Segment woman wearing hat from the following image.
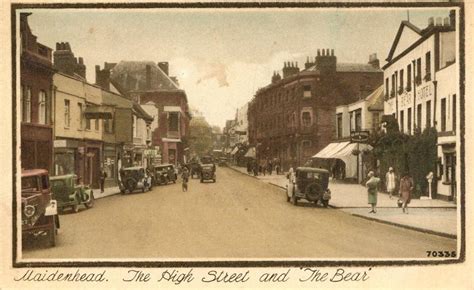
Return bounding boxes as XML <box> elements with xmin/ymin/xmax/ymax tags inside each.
<box><xmin>385</xmin><ymin>167</ymin><xmax>397</xmax><ymax>199</ymax></box>
<box><xmin>365</xmin><ymin>171</ymin><xmax>381</xmax><ymax>214</ymax></box>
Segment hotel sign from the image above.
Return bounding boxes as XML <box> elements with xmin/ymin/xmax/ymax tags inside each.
<box><xmin>416</xmin><ymin>82</ymin><xmax>434</xmax><ymax>102</ymax></box>
<box><xmin>350</xmin><ymin>131</ymin><xmax>369</xmax><ymax>143</ymax></box>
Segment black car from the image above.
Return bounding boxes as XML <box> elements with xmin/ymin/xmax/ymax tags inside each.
<box><xmin>286</xmin><ymin>167</ymin><xmax>331</xmax><ymax>207</ymax></box>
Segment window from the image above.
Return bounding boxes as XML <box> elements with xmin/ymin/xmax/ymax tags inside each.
<box><xmin>452</xmin><ymin>95</ymin><xmax>457</xmax><ymax>132</ymax></box>
<box><xmin>426</xmin><ymin>100</ymin><xmax>432</xmax><ymax>128</ymax></box>
<box><xmin>399</xmin><ymin>69</ymin><xmax>404</xmax><ymax>93</ymax></box>
<box><xmin>22</xmin><ymin>86</ymin><xmax>31</xmax><ymax>123</ymax></box>
<box><xmin>407</xmin><ymin>107</ymin><xmax>412</xmax><ymax>134</ymax></box>
<box><xmin>385</xmin><ymin>78</ymin><xmax>389</xmax><ymax>98</ymax></box>
<box><xmin>38</xmin><ymin>91</ymin><xmax>47</xmax><ymax>124</ymax></box>
<box><xmin>302</xmin><ymin>140</ymin><xmax>312</xmax><ymax>148</ymax></box>
<box><xmin>444</xmin><ymin>153</ymin><xmax>455</xmax><ymax>183</ymax></box>
<box><xmin>95</xmin><ymin>119</ymin><xmax>99</xmax><ymax>131</ymax></box>
<box><xmin>86</xmin><ymin>117</ymin><xmax>91</xmax><ymax>130</ymax></box>
<box><xmin>303</xmin><ymin>85</ymin><xmax>312</xmax><ymax>98</ymax></box>
<box><xmin>391</xmin><ymin>74</ymin><xmax>395</xmax><ymax>97</ymax></box>
<box><xmin>354</xmin><ymin>109</ymin><xmax>362</xmax><ymax>132</ymax></box>
<box><xmin>336</xmin><ymin>113</ymin><xmax>343</xmax><ymax>138</ymax></box>
<box><xmin>425</xmin><ymin>51</ymin><xmax>431</xmax><ymax>81</ymax></box>
<box><xmin>372</xmin><ymin>112</ymin><xmax>380</xmax><ymax>132</ymax></box>
<box><xmin>104</xmin><ymin>118</ymin><xmax>114</xmax><ymax>133</ymax></box>
<box><xmin>441</xmin><ymin>98</ymin><xmax>447</xmax><ymax>132</ymax></box>
<box><xmin>417</xmin><ymin>104</ymin><xmax>422</xmax><ymax>130</ymax></box>
<box><xmin>132</xmin><ymin>115</ymin><xmax>137</xmax><ymax>138</ymax></box>
<box><xmin>416</xmin><ymin>58</ymin><xmax>422</xmax><ymax>83</ymax></box>
<box><xmin>77</xmin><ymin>103</ymin><xmax>83</xmax><ymax>130</ymax></box>
<box><xmin>64</xmin><ymin>99</ymin><xmax>70</xmax><ymax>127</ymax></box>
<box><xmin>350</xmin><ymin>112</ymin><xmax>354</xmax><ymax>132</ymax></box>
<box><xmin>168</xmin><ymin>112</ymin><xmax>179</xmax><ymax>132</ymax></box>
<box><xmin>407</xmin><ymin>64</ymin><xmax>412</xmax><ymax>91</ymax></box>
<box><xmin>400</xmin><ymin>110</ymin><xmax>404</xmax><ymax>133</ymax></box>
<box><xmin>302</xmin><ymin>111</ymin><xmax>312</xmax><ymax>126</ymax></box>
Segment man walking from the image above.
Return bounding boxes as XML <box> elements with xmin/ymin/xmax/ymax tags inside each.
<box><xmin>385</xmin><ymin>167</ymin><xmax>397</xmax><ymax>199</ymax></box>
<box><xmin>99</xmin><ymin>167</ymin><xmax>107</xmax><ymax>193</ymax></box>
<box><xmin>182</xmin><ymin>166</ymin><xmax>190</xmax><ymax>192</ymax></box>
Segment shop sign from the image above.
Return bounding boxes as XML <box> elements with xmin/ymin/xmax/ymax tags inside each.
<box><xmin>53</xmin><ymin>140</ymin><xmax>67</xmax><ymax>148</ymax></box>
<box><xmin>350</xmin><ymin>131</ymin><xmax>369</xmax><ymax>143</ymax></box>
<box><xmin>144</xmin><ymin>149</ymin><xmax>158</xmax><ymax>157</ymax></box>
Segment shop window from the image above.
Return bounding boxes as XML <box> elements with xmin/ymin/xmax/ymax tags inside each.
<box><xmin>441</xmin><ymin>98</ymin><xmax>447</xmax><ymax>132</ymax></box>
<box><xmin>38</xmin><ymin>90</ymin><xmax>47</xmax><ymax>125</ymax></box>
<box><xmin>444</xmin><ymin>153</ymin><xmax>455</xmax><ymax>184</ymax></box>
<box><xmin>64</xmin><ymin>99</ymin><xmax>70</xmax><ymax>127</ymax></box>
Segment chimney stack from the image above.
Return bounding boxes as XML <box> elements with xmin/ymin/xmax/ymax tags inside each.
<box><xmin>368</xmin><ymin>53</ymin><xmax>380</xmax><ymax>69</ymax></box>
<box><xmin>315</xmin><ymin>48</ymin><xmax>337</xmax><ymax>74</ymax></box>
<box><xmin>95</xmin><ymin>64</ymin><xmax>111</xmax><ymax>91</ymax></box>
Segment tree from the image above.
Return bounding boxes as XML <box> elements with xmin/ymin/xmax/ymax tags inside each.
<box><xmin>189</xmin><ymin>116</ymin><xmax>214</xmax><ymax>157</ymax></box>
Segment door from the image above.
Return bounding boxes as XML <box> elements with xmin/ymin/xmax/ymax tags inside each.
<box><xmin>450</xmin><ymin>153</ymin><xmax>457</xmax><ymax>202</ymax></box>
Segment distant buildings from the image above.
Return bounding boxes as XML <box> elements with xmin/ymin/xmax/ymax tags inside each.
<box><xmin>107</xmin><ymin>61</ymin><xmax>192</xmax><ymax>166</ymax></box>
<box><xmin>248</xmin><ymin>50</ymin><xmax>383</xmax><ymax>170</ymax></box>
<box><xmin>383</xmin><ymin>11</ymin><xmax>459</xmax><ymax>201</ymax></box>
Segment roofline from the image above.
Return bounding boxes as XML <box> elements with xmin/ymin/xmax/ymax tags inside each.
<box><xmin>382</xmin><ymin>26</ymin><xmax>453</xmax><ymax>70</ymax></box>
<box><xmin>386</xmin><ymin>21</ymin><xmax>422</xmax><ymax>62</ymax></box>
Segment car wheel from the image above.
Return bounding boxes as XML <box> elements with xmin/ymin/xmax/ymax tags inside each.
<box><xmin>84</xmin><ymin>192</ymin><xmax>94</xmax><ymax>209</ymax></box>
<box><xmin>200</xmin><ymin>179</ymin><xmax>203</xmax><ymax>183</ymax></box>
<box><xmin>72</xmin><ymin>204</ymin><xmax>79</xmax><ymax>213</ymax></box>
<box><xmin>322</xmin><ymin>200</ymin><xmax>329</xmax><ymax>208</ymax></box>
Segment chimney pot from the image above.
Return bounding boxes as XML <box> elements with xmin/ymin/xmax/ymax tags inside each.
<box><xmin>317</xmin><ymin>49</ymin><xmax>321</xmax><ymax>56</ymax></box>
<box><xmin>326</xmin><ymin>48</ymin><xmax>330</xmax><ymax>56</ymax></box>
<box><xmin>436</xmin><ymin>17</ymin><xmax>442</xmax><ymax>26</ymax></box>
<box><xmin>331</xmin><ymin>49</ymin><xmax>334</xmax><ymax>56</ymax></box>
<box><xmin>95</xmin><ymin>65</ymin><xmax>100</xmax><ymax>72</ymax></box>
<box><xmin>79</xmin><ymin>57</ymin><xmax>83</xmax><ymax>65</ymax></box>
<box><xmin>443</xmin><ymin>17</ymin><xmax>450</xmax><ymax>26</ymax></box>
<box><xmin>428</xmin><ymin>17</ymin><xmax>434</xmax><ymax>26</ymax></box>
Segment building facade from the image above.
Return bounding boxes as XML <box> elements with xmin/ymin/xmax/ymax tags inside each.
<box><xmin>20</xmin><ymin>13</ymin><xmax>55</xmax><ymax>172</ymax></box>
<box><xmin>383</xmin><ymin>11</ymin><xmax>459</xmax><ymax>201</ymax></box>
<box><xmin>248</xmin><ymin>49</ymin><xmax>383</xmax><ymax>170</ymax></box>
<box><xmin>108</xmin><ymin>61</ymin><xmax>191</xmax><ymax>166</ymax></box>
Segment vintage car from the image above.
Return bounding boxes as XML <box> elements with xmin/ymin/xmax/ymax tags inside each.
<box><xmin>21</xmin><ymin>169</ymin><xmax>60</xmax><ymax>247</ymax></box>
<box><xmin>50</xmin><ymin>174</ymin><xmax>94</xmax><ymax>213</ymax></box>
<box><xmin>119</xmin><ymin>166</ymin><xmax>152</xmax><ymax>194</ymax></box>
<box><xmin>217</xmin><ymin>157</ymin><xmax>228</xmax><ymax>167</ymax></box>
<box><xmin>286</xmin><ymin>167</ymin><xmax>331</xmax><ymax>207</ymax></box>
<box><xmin>200</xmin><ymin>164</ymin><xmax>216</xmax><ymax>183</ymax></box>
<box><xmin>152</xmin><ymin>164</ymin><xmax>177</xmax><ymax>185</ymax></box>
<box><xmin>188</xmin><ymin>160</ymin><xmax>201</xmax><ymax>179</ymax></box>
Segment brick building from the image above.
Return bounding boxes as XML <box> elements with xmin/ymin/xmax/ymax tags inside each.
<box><xmin>20</xmin><ymin>13</ymin><xmax>55</xmax><ymax>171</ymax></box>
<box><xmin>248</xmin><ymin>49</ymin><xmax>383</xmax><ymax>170</ymax></box>
<box><xmin>107</xmin><ymin>61</ymin><xmax>191</xmax><ymax>166</ymax></box>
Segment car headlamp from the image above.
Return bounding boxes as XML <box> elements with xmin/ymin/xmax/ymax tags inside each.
<box><xmin>24</xmin><ymin>205</ymin><xmax>36</xmax><ymax>218</ymax></box>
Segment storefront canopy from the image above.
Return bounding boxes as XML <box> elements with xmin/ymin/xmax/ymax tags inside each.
<box><xmin>312</xmin><ymin>141</ymin><xmax>350</xmax><ymax>159</ymax></box>
<box><xmin>84</xmin><ymin>106</ymin><xmax>113</xmax><ymax>119</ymax></box>
<box><xmin>244</xmin><ymin>147</ymin><xmax>256</xmax><ymax>158</ymax></box>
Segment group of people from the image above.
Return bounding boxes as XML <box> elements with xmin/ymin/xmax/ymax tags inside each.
<box><xmin>246</xmin><ymin>159</ymin><xmax>282</xmax><ymax>176</ymax></box>
<box><xmin>365</xmin><ymin>167</ymin><xmax>414</xmax><ymax>214</ymax></box>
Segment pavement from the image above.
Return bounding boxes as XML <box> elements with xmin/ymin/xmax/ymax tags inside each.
<box><xmin>229</xmin><ymin>165</ymin><xmax>457</xmax><ymax>238</ymax></box>
<box><xmin>94</xmin><ymin>186</ymin><xmax>121</xmax><ymax>199</ymax></box>
<box><xmin>22</xmin><ymin>166</ymin><xmax>456</xmax><ymax>259</ymax></box>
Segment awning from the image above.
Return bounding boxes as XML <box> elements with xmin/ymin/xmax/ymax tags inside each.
<box><xmin>230</xmin><ymin>147</ymin><xmax>239</xmax><ymax>155</ymax></box>
<box><xmin>244</xmin><ymin>147</ymin><xmax>256</xmax><ymax>158</ymax></box>
<box><xmin>333</xmin><ymin>143</ymin><xmax>373</xmax><ymax>159</ymax></box>
<box><xmin>162</xmin><ymin>138</ymin><xmax>181</xmax><ymax>143</ymax></box>
<box><xmin>84</xmin><ymin>106</ymin><xmax>113</xmax><ymax>119</ymax></box>
<box><xmin>313</xmin><ymin>141</ymin><xmax>350</xmax><ymax>158</ymax></box>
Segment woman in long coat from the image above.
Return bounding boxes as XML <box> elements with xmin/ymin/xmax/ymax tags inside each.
<box><xmin>399</xmin><ymin>173</ymin><xmax>414</xmax><ymax>214</ymax></box>
<box><xmin>365</xmin><ymin>171</ymin><xmax>380</xmax><ymax>214</ymax></box>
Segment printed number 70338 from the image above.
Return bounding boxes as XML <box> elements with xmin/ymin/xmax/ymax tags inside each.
<box><xmin>426</xmin><ymin>251</ymin><xmax>456</xmax><ymax>258</ymax></box>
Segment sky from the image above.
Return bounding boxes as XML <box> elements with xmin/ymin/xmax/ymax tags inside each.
<box><xmin>24</xmin><ymin>7</ymin><xmax>452</xmax><ymax>128</ymax></box>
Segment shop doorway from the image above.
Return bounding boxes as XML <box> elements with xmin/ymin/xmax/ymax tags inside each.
<box><xmin>85</xmin><ymin>147</ymin><xmax>100</xmax><ymax>189</ymax></box>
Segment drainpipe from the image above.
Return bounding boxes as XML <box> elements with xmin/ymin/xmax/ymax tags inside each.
<box><xmin>413</xmin><ymin>60</ymin><xmax>416</xmax><ymax>133</ymax></box>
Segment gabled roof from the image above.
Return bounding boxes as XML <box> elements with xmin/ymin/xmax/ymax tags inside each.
<box><xmin>386</xmin><ymin>21</ymin><xmax>422</xmax><ymax>62</ymax></box>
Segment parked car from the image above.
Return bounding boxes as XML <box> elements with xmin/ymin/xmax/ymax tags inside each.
<box><xmin>200</xmin><ymin>164</ymin><xmax>216</xmax><ymax>183</ymax></box>
<box><xmin>21</xmin><ymin>169</ymin><xmax>59</xmax><ymax>247</ymax></box>
<box><xmin>152</xmin><ymin>164</ymin><xmax>177</xmax><ymax>185</ymax></box>
<box><xmin>119</xmin><ymin>166</ymin><xmax>152</xmax><ymax>194</ymax></box>
<box><xmin>50</xmin><ymin>174</ymin><xmax>94</xmax><ymax>213</ymax></box>
<box><xmin>188</xmin><ymin>160</ymin><xmax>201</xmax><ymax>179</ymax></box>
<box><xmin>286</xmin><ymin>167</ymin><xmax>331</xmax><ymax>207</ymax></box>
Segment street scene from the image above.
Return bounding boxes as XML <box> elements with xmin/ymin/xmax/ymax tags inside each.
<box><xmin>18</xmin><ymin>7</ymin><xmax>460</xmax><ymax>261</ymax></box>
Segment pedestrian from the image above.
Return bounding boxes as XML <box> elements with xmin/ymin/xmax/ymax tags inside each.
<box><xmin>99</xmin><ymin>167</ymin><xmax>107</xmax><ymax>193</ymax></box>
<box><xmin>365</xmin><ymin>171</ymin><xmax>380</xmax><ymax>214</ymax></box>
<box><xmin>267</xmin><ymin>160</ymin><xmax>273</xmax><ymax>175</ymax></box>
<box><xmin>247</xmin><ymin>160</ymin><xmax>252</xmax><ymax>174</ymax></box>
<box><xmin>385</xmin><ymin>167</ymin><xmax>397</xmax><ymax>199</ymax></box>
<box><xmin>399</xmin><ymin>172</ymin><xmax>414</xmax><ymax>214</ymax></box>
<box><xmin>287</xmin><ymin>164</ymin><xmax>296</xmax><ymax>184</ymax></box>
<box><xmin>181</xmin><ymin>167</ymin><xmax>190</xmax><ymax>192</ymax></box>
<box><xmin>253</xmin><ymin>161</ymin><xmax>259</xmax><ymax>176</ymax></box>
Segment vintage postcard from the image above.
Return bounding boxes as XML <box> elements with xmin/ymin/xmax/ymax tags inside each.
<box><xmin>0</xmin><ymin>0</ymin><xmax>472</xmax><ymax>289</ymax></box>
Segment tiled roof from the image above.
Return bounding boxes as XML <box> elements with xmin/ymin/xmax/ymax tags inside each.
<box><xmin>110</xmin><ymin>61</ymin><xmax>179</xmax><ymax>92</ymax></box>
<box><xmin>303</xmin><ymin>63</ymin><xmax>381</xmax><ymax>73</ymax></box>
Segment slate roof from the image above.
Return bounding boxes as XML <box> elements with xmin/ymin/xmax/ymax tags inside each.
<box><xmin>303</xmin><ymin>63</ymin><xmax>382</xmax><ymax>73</ymax></box>
<box><xmin>110</xmin><ymin>61</ymin><xmax>180</xmax><ymax>92</ymax></box>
